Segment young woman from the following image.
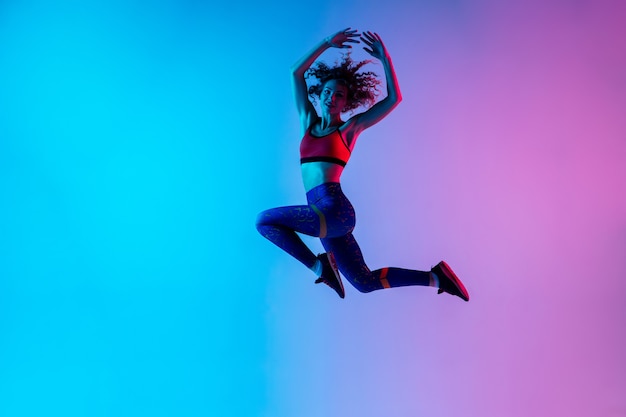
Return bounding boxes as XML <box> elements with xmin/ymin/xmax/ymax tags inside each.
<box><xmin>256</xmin><ymin>28</ymin><xmax>469</xmax><ymax>301</ymax></box>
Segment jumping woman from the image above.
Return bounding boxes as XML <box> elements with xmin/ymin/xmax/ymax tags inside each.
<box><xmin>256</xmin><ymin>28</ymin><xmax>469</xmax><ymax>301</ymax></box>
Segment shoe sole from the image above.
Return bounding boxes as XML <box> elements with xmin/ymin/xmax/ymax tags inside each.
<box><xmin>439</xmin><ymin>261</ymin><xmax>469</xmax><ymax>302</ymax></box>
<box><xmin>326</xmin><ymin>252</ymin><xmax>345</xmax><ymax>298</ymax></box>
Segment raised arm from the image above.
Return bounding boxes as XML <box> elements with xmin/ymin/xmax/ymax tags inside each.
<box><xmin>291</xmin><ymin>28</ymin><xmax>360</xmax><ymax>133</ymax></box>
<box><xmin>349</xmin><ymin>32</ymin><xmax>402</xmax><ymax>135</ymax></box>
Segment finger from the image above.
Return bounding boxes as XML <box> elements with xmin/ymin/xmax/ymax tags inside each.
<box><xmin>369</xmin><ymin>32</ymin><xmax>381</xmax><ymax>44</ymax></box>
<box><xmin>334</xmin><ymin>28</ymin><xmax>350</xmax><ymax>38</ymax></box>
<box><xmin>363</xmin><ymin>47</ymin><xmax>373</xmax><ymax>55</ymax></box>
<box><xmin>342</xmin><ymin>28</ymin><xmax>360</xmax><ymax>38</ymax></box>
<box><xmin>363</xmin><ymin>32</ymin><xmax>376</xmax><ymax>43</ymax></box>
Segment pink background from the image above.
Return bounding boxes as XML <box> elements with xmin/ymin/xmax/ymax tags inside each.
<box><xmin>261</xmin><ymin>1</ymin><xmax>626</xmax><ymax>416</ymax></box>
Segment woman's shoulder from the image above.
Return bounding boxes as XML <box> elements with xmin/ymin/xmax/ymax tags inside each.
<box><xmin>299</xmin><ymin>113</ymin><xmax>319</xmax><ymax>136</ymax></box>
<box><xmin>338</xmin><ymin>117</ymin><xmax>362</xmax><ymax>149</ymax></box>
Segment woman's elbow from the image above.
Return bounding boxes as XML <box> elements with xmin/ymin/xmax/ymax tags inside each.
<box><xmin>389</xmin><ymin>92</ymin><xmax>402</xmax><ymax>110</ymax></box>
<box><xmin>394</xmin><ymin>86</ymin><xmax>403</xmax><ymax>104</ymax></box>
<box><xmin>386</xmin><ymin>87</ymin><xmax>402</xmax><ymax>106</ymax></box>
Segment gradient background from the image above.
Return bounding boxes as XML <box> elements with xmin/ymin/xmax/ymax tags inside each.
<box><xmin>1</xmin><ymin>0</ymin><xmax>625</xmax><ymax>416</ymax></box>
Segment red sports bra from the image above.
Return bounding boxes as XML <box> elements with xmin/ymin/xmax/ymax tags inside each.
<box><xmin>300</xmin><ymin>126</ymin><xmax>351</xmax><ymax>167</ymax></box>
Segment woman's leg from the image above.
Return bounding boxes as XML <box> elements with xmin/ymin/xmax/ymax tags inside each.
<box><xmin>321</xmin><ymin>234</ymin><xmax>470</xmax><ymax>300</ymax></box>
<box><xmin>257</xmin><ymin>184</ymin><xmax>468</xmax><ymax>300</ymax></box>
<box><xmin>256</xmin><ymin>205</ymin><xmax>321</xmax><ymax>269</ymax></box>
<box><xmin>256</xmin><ymin>183</ymin><xmax>356</xmax><ymax>268</ymax></box>
<box><xmin>256</xmin><ymin>203</ymin><xmax>346</xmax><ymax>298</ymax></box>
<box><xmin>321</xmin><ymin>233</ymin><xmax>431</xmax><ymax>293</ymax></box>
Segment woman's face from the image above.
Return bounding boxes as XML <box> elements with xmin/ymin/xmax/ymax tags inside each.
<box><xmin>320</xmin><ymin>79</ymin><xmax>348</xmax><ymax>115</ymax></box>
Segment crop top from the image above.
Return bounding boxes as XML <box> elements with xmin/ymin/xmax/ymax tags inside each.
<box><xmin>299</xmin><ymin>126</ymin><xmax>351</xmax><ymax>167</ymax></box>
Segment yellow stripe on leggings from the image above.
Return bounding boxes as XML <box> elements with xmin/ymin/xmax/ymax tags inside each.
<box><xmin>379</xmin><ymin>267</ymin><xmax>390</xmax><ymax>289</ymax></box>
<box><xmin>311</xmin><ymin>205</ymin><xmax>327</xmax><ymax>238</ymax></box>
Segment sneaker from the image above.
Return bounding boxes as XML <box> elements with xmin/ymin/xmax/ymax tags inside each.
<box><xmin>432</xmin><ymin>261</ymin><xmax>469</xmax><ymax>302</ymax></box>
<box><xmin>314</xmin><ymin>252</ymin><xmax>345</xmax><ymax>299</ymax></box>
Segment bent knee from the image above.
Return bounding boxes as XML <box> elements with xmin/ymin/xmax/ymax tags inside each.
<box><xmin>255</xmin><ymin>212</ymin><xmax>272</xmax><ymax>235</ymax></box>
<box><xmin>255</xmin><ymin>210</ymin><xmax>272</xmax><ymax>228</ymax></box>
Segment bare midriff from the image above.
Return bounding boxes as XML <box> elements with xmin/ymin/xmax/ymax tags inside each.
<box><xmin>301</xmin><ymin>161</ymin><xmax>344</xmax><ymax>192</ymax></box>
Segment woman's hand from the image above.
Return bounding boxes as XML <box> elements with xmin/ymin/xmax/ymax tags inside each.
<box><xmin>346</xmin><ymin>30</ymin><xmax>401</xmax><ymax>135</ymax></box>
<box><xmin>325</xmin><ymin>28</ymin><xmax>361</xmax><ymax>49</ymax></box>
<box><xmin>361</xmin><ymin>31</ymin><xmax>387</xmax><ymax>60</ymax></box>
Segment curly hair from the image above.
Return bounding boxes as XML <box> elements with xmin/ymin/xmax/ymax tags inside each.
<box><xmin>306</xmin><ymin>53</ymin><xmax>381</xmax><ymax>113</ymax></box>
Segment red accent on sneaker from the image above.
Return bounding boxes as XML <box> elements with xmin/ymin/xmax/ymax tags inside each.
<box><xmin>433</xmin><ymin>261</ymin><xmax>469</xmax><ymax>302</ymax></box>
<box><xmin>314</xmin><ymin>253</ymin><xmax>345</xmax><ymax>299</ymax></box>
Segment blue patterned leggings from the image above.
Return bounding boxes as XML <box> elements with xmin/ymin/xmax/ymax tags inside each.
<box><xmin>256</xmin><ymin>182</ymin><xmax>430</xmax><ymax>293</ymax></box>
